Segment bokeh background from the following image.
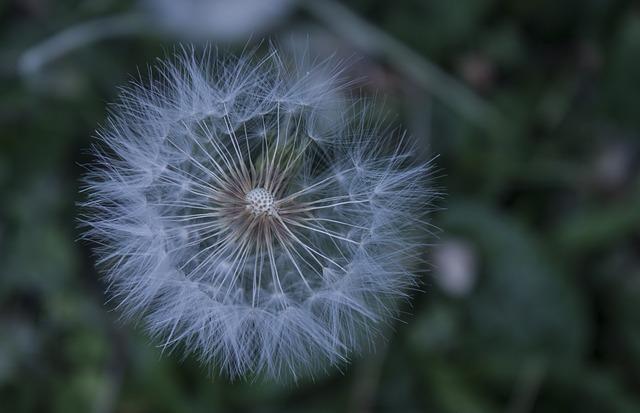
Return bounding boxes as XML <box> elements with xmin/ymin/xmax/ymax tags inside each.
<box><xmin>1</xmin><ymin>0</ymin><xmax>640</xmax><ymax>412</ymax></box>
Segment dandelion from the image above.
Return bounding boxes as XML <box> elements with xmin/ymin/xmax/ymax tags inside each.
<box><xmin>80</xmin><ymin>45</ymin><xmax>435</xmax><ymax>380</ymax></box>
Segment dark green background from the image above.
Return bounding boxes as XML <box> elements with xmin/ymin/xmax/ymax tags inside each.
<box><xmin>1</xmin><ymin>0</ymin><xmax>639</xmax><ymax>411</ymax></box>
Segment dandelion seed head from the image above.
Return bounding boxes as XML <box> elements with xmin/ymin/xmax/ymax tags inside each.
<box><xmin>80</xmin><ymin>44</ymin><xmax>436</xmax><ymax>381</ymax></box>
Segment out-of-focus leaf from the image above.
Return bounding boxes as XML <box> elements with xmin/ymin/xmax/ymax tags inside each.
<box><xmin>440</xmin><ymin>200</ymin><xmax>588</xmax><ymax>367</ymax></box>
<box><xmin>553</xmin><ymin>185</ymin><xmax>640</xmax><ymax>254</ymax></box>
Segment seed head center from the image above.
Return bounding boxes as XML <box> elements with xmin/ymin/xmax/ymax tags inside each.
<box><xmin>245</xmin><ymin>187</ymin><xmax>277</xmax><ymax>216</ymax></box>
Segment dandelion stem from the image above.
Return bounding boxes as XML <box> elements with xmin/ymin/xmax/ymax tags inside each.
<box><xmin>304</xmin><ymin>0</ymin><xmax>507</xmax><ymax>131</ymax></box>
<box><xmin>19</xmin><ymin>12</ymin><xmax>148</xmax><ymax>77</ymax></box>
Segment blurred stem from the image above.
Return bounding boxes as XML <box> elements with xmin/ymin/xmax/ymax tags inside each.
<box><xmin>93</xmin><ymin>329</ymin><xmax>126</xmax><ymax>413</ymax></box>
<box><xmin>349</xmin><ymin>340</ymin><xmax>389</xmax><ymax>413</ymax></box>
<box><xmin>303</xmin><ymin>0</ymin><xmax>507</xmax><ymax>132</ymax></box>
<box><xmin>506</xmin><ymin>358</ymin><xmax>546</xmax><ymax>413</ymax></box>
<box><xmin>18</xmin><ymin>12</ymin><xmax>148</xmax><ymax>77</ymax></box>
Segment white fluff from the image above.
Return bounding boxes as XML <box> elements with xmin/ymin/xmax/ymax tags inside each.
<box><xmin>80</xmin><ymin>45</ymin><xmax>435</xmax><ymax>381</ymax></box>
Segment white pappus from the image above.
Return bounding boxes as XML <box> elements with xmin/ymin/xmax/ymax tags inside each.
<box><xmin>80</xmin><ymin>45</ymin><xmax>436</xmax><ymax>381</ymax></box>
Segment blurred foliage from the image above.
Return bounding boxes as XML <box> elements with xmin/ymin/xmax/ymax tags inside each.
<box><xmin>1</xmin><ymin>0</ymin><xmax>640</xmax><ymax>412</ymax></box>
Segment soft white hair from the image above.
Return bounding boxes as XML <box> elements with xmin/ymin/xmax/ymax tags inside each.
<box><xmin>80</xmin><ymin>45</ymin><xmax>436</xmax><ymax>381</ymax></box>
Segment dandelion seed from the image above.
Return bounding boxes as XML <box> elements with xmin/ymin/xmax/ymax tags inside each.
<box><xmin>80</xmin><ymin>45</ymin><xmax>436</xmax><ymax>381</ymax></box>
